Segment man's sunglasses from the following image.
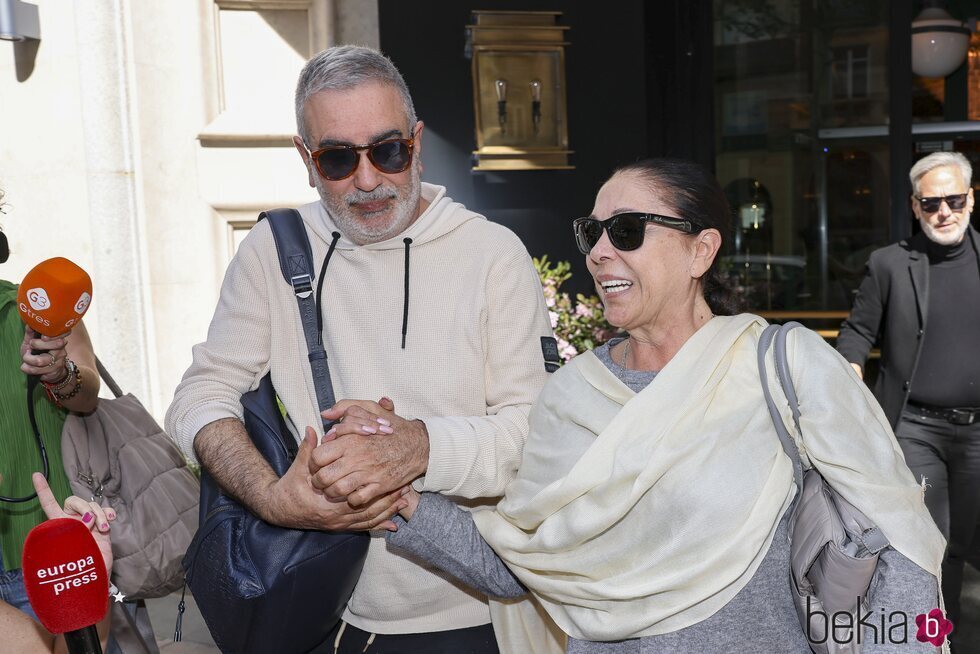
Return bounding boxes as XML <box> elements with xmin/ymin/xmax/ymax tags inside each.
<box><xmin>573</xmin><ymin>212</ymin><xmax>704</xmax><ymax>255</ymax></box>
<box><xmin>916</xmin><ymin>193</ymin><xmax>968</xmax><ymax>213</ymax></box>
<box><xmin>307</xmin><ymin>133</ymin><xmax>416</xmax><ymax>181</ymax></box>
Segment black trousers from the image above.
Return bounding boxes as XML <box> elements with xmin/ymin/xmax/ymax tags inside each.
<box><xmin>321</xmin><ymin>621</ymin><xmax>499</xmax><ymax>654</ymax></box>
<box><xmin>896</xmin><ymin>407</ymin><xmax>980</xmax><ymax>625</ymax></box>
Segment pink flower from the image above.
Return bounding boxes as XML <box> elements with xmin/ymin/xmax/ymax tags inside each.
<box><xmin>549</xmin><ymin>311</ymin><xmax>559</xmax><ymax>329</ymax></box>
<box><xmin>575</xmin><ymin>303</ymin><xmax>591</xmax><ymax>318</ymax></box>
<box><xmin>556</xmin><ymin>338</ymin><xmax>578</xmax><ymax>361</ymax></box>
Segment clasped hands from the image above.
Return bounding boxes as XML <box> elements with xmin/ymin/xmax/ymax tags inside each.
<box><xmin>265</xmin><ymin>397</ymin><xmax>425</xmax><ymax>533</ymax></box>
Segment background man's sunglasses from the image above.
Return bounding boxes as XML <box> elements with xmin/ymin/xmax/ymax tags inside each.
<box><xmin>573</xmin><ymin>212</ymin><xmax>704</xmax><ymax>255</ymax></box>
<box><xmin>308</xmin><ymin>136</ymin><xmax>415</xmax><ymax>181</ymax></box>
<box><xmin>916</xmin><ymin>193</ymin><xmax>968</xmax><ymax>213</ymax></box>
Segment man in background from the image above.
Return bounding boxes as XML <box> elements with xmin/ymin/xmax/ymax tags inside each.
<box><xmin>837</xmin><ymin>150</ymin><xmax>980</xmax><ymax>626</ymax></box>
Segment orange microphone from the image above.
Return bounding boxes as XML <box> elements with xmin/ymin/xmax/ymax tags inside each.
<box><xmin>17</xmin><ymin>257</ymin><xmax>93</xmax><ymax>337</ymax></box>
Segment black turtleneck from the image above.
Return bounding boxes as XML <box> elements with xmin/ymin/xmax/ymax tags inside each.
<box><xmin>908</xmin><ymin>233</ymin><xmax>980</xmax><ymax>408</ymax></box>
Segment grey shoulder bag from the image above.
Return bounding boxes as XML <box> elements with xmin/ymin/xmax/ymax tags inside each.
<box><xmin>758</xmin><ymin>322</ymin><xmax>890</xmax><ymax>654</ymax></box>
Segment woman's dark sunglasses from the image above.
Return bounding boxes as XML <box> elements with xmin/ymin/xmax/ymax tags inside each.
<box><xmin>307</xmin><ymin>134</ymin><xmax>415</xmax><ymax>181</ymax></box>
<box><xmin>916</xmin><ymin>193</ymin><xmax>968</xmax><ymax>213</ymax></box>
<box><xmin>573</xmin><ymin>212</ymin><xmax>704</xmax><ymax>254</ymax></box>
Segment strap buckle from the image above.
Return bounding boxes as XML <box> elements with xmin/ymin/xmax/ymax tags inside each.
<box><xmin>290</xmin><ymin>274</ymin><xmax>313</xmax><ymax>299</ymax></box>
<box><xmin>950</xmin><ymin>409</ymin><xmax>977</xmax><ymax>426</ymax></box>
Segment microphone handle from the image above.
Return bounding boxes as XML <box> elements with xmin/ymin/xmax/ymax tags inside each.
<box><xmin>63</xmin><ymin>625</ymin><xmax>103</xmax><ymax>654</ymax></box>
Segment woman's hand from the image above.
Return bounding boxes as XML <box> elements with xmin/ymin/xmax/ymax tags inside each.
<box><xmin>20</xmin><ymin>326</ymin><xmax>71</xmax><ymax>385</ymax></box>
<box><xmin>31</xmin><ymin>473</ymin><xmax>116</xmax><ymax>574</ymax></box>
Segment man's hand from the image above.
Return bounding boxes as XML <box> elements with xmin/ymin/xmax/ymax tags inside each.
<box><xmin>195</xmin><ymin>418</ymin><xmax>407</xmax><ymax>532</ymax></box>
<box><xmin>850</xmin><ymin>362</ymin><xmax>864</xmax><ymax>380</ymax></box>
<box><xmin>262</xmin><ymin>427</ymin><xmax>409</xmax><ymax>531</ymax></box>
<box><xmin>310</xmin><ymin>399</ymin><xmax>430</xmax><ymax>507</ymax></box>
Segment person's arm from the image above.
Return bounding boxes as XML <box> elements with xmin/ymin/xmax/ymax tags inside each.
<box><xmin>385</xmin><ymin>491</ymin><xmax>526</xmax><ymax>599</ymax></box>
<box><xmin>836</xmin><ymin>257</ymin><xmax>885</xmax><ymax>380</ymax></box>
<box><xmin>20</xmin><ymin>320</ymin><xmax>100</xmax><ymax>413</ymax></box>
<box><xmin>418</xmin><ymin>246</ymin><xmax>553</xmax><ymax>498</ymax></box>
<box><xmin>309</xmin><ymin>244</ymin><xmax>553</xmax><ymax>503</ymax></box>
<box><xmin>168</xmin><ymin>224</ymin><xmax>404</xmax><ymax>530</ymax></box>
<box><xmin>195</xmin><ymin>422</ymin><xmax>406</xmax><ymax>530</ymax></box>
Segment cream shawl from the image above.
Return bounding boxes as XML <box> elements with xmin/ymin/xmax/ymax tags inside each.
<box><xmin>473</xmin><ymin>313</ymin><xmax>946</xmax><ymax>643</ymax></box>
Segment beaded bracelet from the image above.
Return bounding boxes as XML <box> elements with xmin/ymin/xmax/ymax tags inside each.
<box><xmin>53</xmin><ymin>367</ymin><xmax>82</xmax><ymax>402</ymax></box>
<box><xmin>47</xmin><ymin>362</ymin><xmax>76</xmax><ymax>393</ymax></box>
<box><xmin>42</xmin><ymin>360</ymin><xmax>81</xmax><ymax>407</ymax></box>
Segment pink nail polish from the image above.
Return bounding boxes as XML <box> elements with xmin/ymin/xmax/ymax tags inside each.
<box><xmin>376</xmin><ymin>418</ymin><xmax>391</xmax><ymax>426</ymax></box>
<box><xmin>379</xmin><ymin>425</ymin><xmax>394</xmax><ymax>434</ymax></box>
<box><xmin>82</xmin><ymin>512</ymin><xmax>92</xmax><ymax>523</ymax></box>
<box><xmin>100</xmin><ymin>523</ymin><xmax>109</xmax><ymax>531</ymax></box>
<box><xmin>361</xmin><ymin>425</ymin><xmax>377</xmax><ymax>434</ymax></box>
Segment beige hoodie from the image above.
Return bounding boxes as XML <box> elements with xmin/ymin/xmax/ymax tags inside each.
<box><xmin>166</xmin><ymin>183</ymin><xmax>554</xmax><ymax>633</ymax></box>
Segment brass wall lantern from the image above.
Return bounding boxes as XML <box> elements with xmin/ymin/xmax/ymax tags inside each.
<box><xmin>465</xmin><ymin>11</ymin><xmax>573</xmax><ymax>171</ymax></box>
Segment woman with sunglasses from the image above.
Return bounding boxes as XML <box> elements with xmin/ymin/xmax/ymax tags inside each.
<box><xmin>384</xmin><ymin>158</ymin><xmax>946</xmax><ymax>653</ymax></box>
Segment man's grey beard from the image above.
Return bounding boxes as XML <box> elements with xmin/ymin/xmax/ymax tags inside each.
<box><xmin>920</xmin><ymin>213</ymin><xmax>970</xmax><ymax>246</ymax></box>
<box><xmin>316</xmin><ymin>160</ymin><xmax>422</xmax><ymax>245</ymax></box>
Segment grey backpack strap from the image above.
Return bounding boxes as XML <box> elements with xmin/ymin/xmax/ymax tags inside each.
<box><xmin>761</xmin><ymin>321</ymin><xmax>890</xmax><ymax>554</ymax></box>
<box><xmin>758</xmin><ymin>323</ymin><xmax>804</xmax><ymax>491</ymax></box>
<box><xmin>260</xmin><ymin>209</ymin><xmax>336</xmax><ymax>431</ymax></box>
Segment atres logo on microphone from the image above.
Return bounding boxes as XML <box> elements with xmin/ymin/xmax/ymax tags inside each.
<box><xmin>27</xmin><ymin>287</ymin><xmax>50</xmax><ymax>311</ymax></box>
<box><xmin>74</xmin><ymin>292</ymin><xmax>91</xmax><ymax>315</ymax></box>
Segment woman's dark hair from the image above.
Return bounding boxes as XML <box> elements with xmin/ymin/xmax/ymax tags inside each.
<box><xmin>613</xmin><ymin>158</ymin><xmax>742</xmax><ymax>316</ymax></box>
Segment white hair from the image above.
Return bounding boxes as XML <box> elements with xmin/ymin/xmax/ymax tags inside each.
<box><xmin>910</xmin><ymin>151</ymin><xmax>973</xmax><ymax>196</ymax></box>
<box><xmin>294</xmin><ymin>45</ymin><xmax>417</xmax><ymax>144</ymax></box>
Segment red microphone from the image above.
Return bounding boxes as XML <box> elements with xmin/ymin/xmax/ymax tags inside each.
<box><xmin>16</xmin><ymin>257</ymin><xmax>93</xmax><ymax>337</ymax></box>
<box><xmin>22</xmin><ymin>518</ymin><xmax>108</xmax><ymax>654</ymax></box>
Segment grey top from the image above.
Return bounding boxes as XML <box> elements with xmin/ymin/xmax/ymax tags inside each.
<box><xmin>387</xmin><ymin>341</ymin><xmax>940</xmax><ymax>653</ymax></box>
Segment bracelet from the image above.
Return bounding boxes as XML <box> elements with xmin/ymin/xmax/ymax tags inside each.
<box><xmin>53</xmin><ymin>367</ymin><xmax>82</xmax><ymax>402</ymax></box>
<box><xmin>49</xmin><ymin>362</ymin><xmax>77</xmax><ymax>393</ymax></box>
<box><xmin>42</xmin><ymin>358</ymin><xmax>76</xmax><ymax>392</ymax></box>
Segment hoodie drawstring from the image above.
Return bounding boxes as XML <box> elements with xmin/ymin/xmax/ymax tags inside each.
<box><xmin>402</xmin><ymin>237</ymin><xmax>412</xmax><ymax>349</ymax></box>
<box><xmin>315</xmin><ymin>232</ymin><xmax>341</xmax><ymax>340</ymax></box>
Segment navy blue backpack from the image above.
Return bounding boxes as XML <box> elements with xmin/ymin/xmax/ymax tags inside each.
<box><xmin>182</xmin><ymin>209</ymin><xmax>367</xmax><ymax>653</ymax></box>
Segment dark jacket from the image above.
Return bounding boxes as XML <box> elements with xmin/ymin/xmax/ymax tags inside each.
<box><xmin>836</xmin><ymin>227</ymin><xmax>980</xmax><ymax>429</ymax></box>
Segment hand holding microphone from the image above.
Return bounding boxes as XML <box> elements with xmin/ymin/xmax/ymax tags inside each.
<box><xmin>16</xmin><ymin>256</ymin><xmax>92</xmax><ymax>393</ymax></box>
<box><xmin>0</xmin><ymin>257</ymin><xmax>96</xmax><ymax>503</ymax></box>
<box><xmin>20</xmin><ymin>328</ymin><xmax>72</xmax><ymax>384</ymax></box>
<box><xmin>0</xmin><ymin>472</ymin><xmax>116</xmax><ymax>654</ymax></box>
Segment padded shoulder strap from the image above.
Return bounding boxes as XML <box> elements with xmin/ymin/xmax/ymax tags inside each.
<box><xmin>259</xmin><ymin>209</ymin><xmax>336</xmax><ymax>429</ymax></box>
<box><xmin>259</xmin><ymin>208</ymin><xmax>316</xmax><ymax>294</ymax></box>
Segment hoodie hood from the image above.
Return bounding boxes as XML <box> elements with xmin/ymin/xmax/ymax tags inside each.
<box><xmin>304</xmin><ymin>182</ymin><xmax>483</xmax><ymax>251</ymax></box>
<box><xmin>298</xmin><ymin>182</ymin><xmax>485</xmax><ymax>349</ymax></box>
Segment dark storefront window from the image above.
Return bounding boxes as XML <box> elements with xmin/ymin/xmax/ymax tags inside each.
<box><xmin>713</xmin><ymin>0</ymin><xmax>891</xmax><ymax>312</ymax></box>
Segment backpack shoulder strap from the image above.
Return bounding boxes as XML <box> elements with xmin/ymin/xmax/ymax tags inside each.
<box><xmin>758</xmin><ymin>322</ymin><xmax>805</xmax><ymax>491</ymax></box>
<box><xmin>259</xmin><ymin>209</ymin><xmax>336</xmax><ymax>429</ymax></box>
<box><xmin>760</xmin><ymin>322</ymin><xmax>890</xmax><ymax>553</ymax></box>
<box><xmin>259</xmin><ymin>209</ymin><xmax>316</xmax><ymax>296</ymax></box>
